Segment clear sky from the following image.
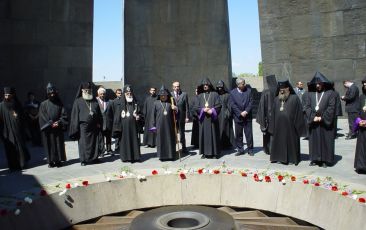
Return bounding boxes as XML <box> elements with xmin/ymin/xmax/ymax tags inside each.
<box><xmin>93</xmin><ymin>0</ymin><xmax>262</xmax><ymax>82</ymax></box>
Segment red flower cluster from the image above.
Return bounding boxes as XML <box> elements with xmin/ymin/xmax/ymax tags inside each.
<box><xmin>240</xmin><ymin>172</ymin><xmax>247</xmax><ymax>177</ymax></box>
<box><xmin>39</xmin><ymin>189</ymin><xmax>47</xmax><ymax>196</ymax></box>
<box><xmin>341</xmin><ymin>191</ymin><xmax>348</xmax><ymax>196</ymax></box>
<box><xmin>291</xmin><ymin>176</ymin><xmax>296</xmax><ymax>181</ymax></box>
<box><xmin>265</xmin><ymin>176</ymin><xmax>271</xmax><ymax>182</ymax></box>
<box><xmin>82</xmin><ymin>180</ymin><xmax>89</xmax><ymax>186</ymax></box>
<box><xmin>198</xmin><ymin>168</ymin><xmax>203</xmax><ymax>174</ymax></box>
<box><xmin>16</xmin><ymin>201</ymin><xmax>22</xmax><ymax>207</ymax></box>
<box><xmin>253</xmin><ymin>173</ymin><xmax>259</xmax><ymax>182</ymax></box>
<box><xmin>314</xmin><ymin>182</ymin><xmax>320</xmax><ymax>186</ymax></box>
<box><xmin>227</xmin><ymin>171</ymin><xmax>233</xmax><ymax>175</ymax></box>
<box><xmin>179</xmin><ymin>173</ymin><xmax>186</xmax><ymax>180</ymax></box>
<box><xmin>0</xmin><ymin>209</ymin><xmax>7</xmax><ymax>216</ymax></box>
<box><xmin>277</xmin><ymin>175</ymin><xmax>283</xmax><ymax>182</ymax></box>
<box><xmin>65</xmin><ymin>183</ymin><xmax>71</xmax><ymax>189</ymax></box>
<box><xmin>119</xmin><ymin>175</ymin><xmax>124</xmax><ymax>179</ymax></box>
<box><xmin>331</xmin><ymin>186</ymin><xmax>338</xmax><ymax>191</ymax></box>
<box><xmin>359</xmin><ymin>198</ymin><xmax>366</xmax><ymax>203</ymax></box>
<box><xmin>303</xmin><ymin>179</ymin><xmax>309</xmax><ymax>184</ymax></box>
<box><xmin>152</xmin><ymin>170</ymin><xmax>158</xmax><ymax>175</ymax></box>
<box><xmin>213</xmin><ymin>169</ymin><xmax>220</xmax><ymax>174</ymax></box>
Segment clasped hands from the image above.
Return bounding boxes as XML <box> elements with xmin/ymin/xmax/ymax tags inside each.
<box><xmin>204</xmin><ymin>107</ymin><xmax>213</xmax><ymax>115</ymax></box>
<box><xmin>313</xmin><ymin>116</ymin><xmax>322</xmax><ymax>122</ymax></box>
<box><xmin>359</xmin><ymin>120</ymin><xmax>366</xmax><ymax>127</ymax></box>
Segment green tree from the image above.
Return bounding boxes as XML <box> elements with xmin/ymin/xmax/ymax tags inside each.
<box><xmin>258</xmin><ymin>61</ymin><xmax>263</xmax><ymax>76</ymax></box>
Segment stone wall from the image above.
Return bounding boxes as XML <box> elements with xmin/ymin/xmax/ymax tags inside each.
<box><xmin>258</xmin><ymin>0</ymin><xmax>366</xmax><ymax>94</ymax></box>
<box><xmin>124</xmin><ymin>0</ymin><xmax>232</xmax><ymax>100</ymax></box>
<box><xmin>0</xmin><ymin>0</ymin><xmax>93</xmax><ymax>110</ymax></box>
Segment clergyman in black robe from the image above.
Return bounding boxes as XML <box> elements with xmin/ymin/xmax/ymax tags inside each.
<box><xmin>216</xmin><ymin>80</ymin><xmax>235</xmax><ymax>149</ymax></box>
<box><xmin>268</xmin><ymin>80</ymin><xmax>305</xmax><ymax>165</ymax></box>
<box><xmin>304</xmin><ymin>72</ymin><xmax>336</xmax><ymax>168</ymax></box>
<box><xmin>69</xmin><ymin>82</ymin><xmax>104</xmax><ymax>166</ymax></box>
<box><xmin>190</xmin><ymin>87</ymin><xmax>200</xmax><ymax>149</ymax></box>
<box><xmin>354</xmin><ymin>78</ymin><xmax>366</xmax><ymax>174</ymax></box>
<box><xmin>24</xmin><ymin>92</ymin><xmax>42</xmax><ymax>146</ymax></box>
<box><xmin>151</xmin><ymin>86</ymin><xmax>177</xmax><ymax>161</ymax></box>
<box><xmin>110</xmin><ymin>85</ymin><xmax>141</xmax><ymax>162</ymax></box>
<box><xmin>256</xmin><ymin>75</ymin><xmax>277</xmax><ymax>155</ymax></box>
<box><xmin>0</xmin><ymin>87</ymin><xmax>30</xmax><ymax>171</ymax></box>
<box><xmin>142</xmin><ymin>87</ymin><xmax>157</xmax><ymax>147</ymax></box>
<box><xmin>39</xmin><ymin>83</ymin><xmax>68</xmax><ymax>168</ymax></box>
<box><xmin>194</xmin><ymin>78</ymin><xmax>222</xmax><ymax>158</ymax></box>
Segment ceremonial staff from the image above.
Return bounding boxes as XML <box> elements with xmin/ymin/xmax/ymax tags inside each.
<box><xmin>170</xmin><ymin>97</ymin><xmax>181</xmax><ymax>161</ymax></box>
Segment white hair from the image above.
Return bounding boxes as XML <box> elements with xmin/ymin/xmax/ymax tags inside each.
<box><xmin>97</xmin><ymin>87</ymin><xmax>106</xmax><ymax>94</ymax></box>
<box><xmin>236</xmin><ymin>78</ymin><xmax>245</xmax><ymax>85</ymax></box>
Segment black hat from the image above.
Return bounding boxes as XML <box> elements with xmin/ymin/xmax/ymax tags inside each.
<box><xmin>308</xmin><ymin>72</ymin><xmax>332</xmax><ymax>91</ymax></box>
<box><xmin>276</xmin><ymin>80</ymin><xmax>295</xmax><ymax>95</ymax></box>
<box><xmin>362</xmin><ymin>77</ymin><xmax>366</xmax><ymax>84</ymax></box>
<box><xmin>265</xmin><ymin>75</ymin><xmax>277</xmax><ymax>93</ymax></box>
<box><xmin>4</xmin><ymin>87</ymin><xmax>15</xmax><ymax>94</ymax></box>
<box><xmin>46</xmin><ymin>82</ymin><xmax>56</xmax><ymax>94</ymax></box>
<box><xmin>198</xmin><ymin>77</ymin><xmax>214</xmax><ymax>92</ymax></box>
<box><xmin>123</xmin><ymin>84</ymin><xmax>133</xmax><ymax>93</ymax></box>
<box><xmin>81</xmin><ymin>82</ymin><xmax>93</xmax><ymax>90</ymax></box>
<box><xmin>157</xmin><ymin>85</ymin><xmax>170</xmax><ymax>96</ymax></box>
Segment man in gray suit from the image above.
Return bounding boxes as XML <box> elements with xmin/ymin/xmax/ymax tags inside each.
<box><xmin>172</xmin><ymin>81</ymin><xmax>190</xmax><ymax>153</ymax></box>
<box><xmin>341</xmin><ymin>80</ymin><xmax>360</xmax><ymax>139</ymax></box>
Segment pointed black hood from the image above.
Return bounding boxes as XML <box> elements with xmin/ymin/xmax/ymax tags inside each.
<box><xmin>265</xmin><ymin>75</ymin><xmax>277</xmax><ymax>94</ymax></box>
<box><xmin>157</xmin><ymin>85</ymin><xmax>171</xmax><ymax>97</ymax></box>
<box><xmin>46</xmin><ymin>82</ymin><xmax>57</xmax><ymax>94</ymax></box>
<box><xmin>308</xmin><ymin>72</ymin><xmax>332</xmax><ymax>91</ymax></box>
<box><xmin>362</xmin><ymin>77</ymin><xmax>366</xmax><ymax>84</ymax></box>
<box><xmin>198</xmin><ymin>77</ymin><xmax>215</xmax><ymax>93</ymax></box>
<box><xmin>75</xmin><ymin>82</ymin><xmax>95</xmax><ymax>99</ymax></box>
<box><xmin>215</xmin><ymin>80</ymin><xmax>229</xmax><ymax>94</ymax></box>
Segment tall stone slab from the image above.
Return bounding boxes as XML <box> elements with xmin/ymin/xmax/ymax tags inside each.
<box><xmin>258</xmin><ymin>0</ymin><xmax>366</xmax><ymax>93</ymax></box>
<box><xmin>124</xmin><ymin>0</ymin><xmax>232</xmax><ymax>99</ymax></box>
<box><xmin>0</xmin><ymin>0</ymin><xmax>93</xmax><ymax>110</ymax></box>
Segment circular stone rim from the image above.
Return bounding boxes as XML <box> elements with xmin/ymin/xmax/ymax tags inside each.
<box><xmin>156</xmin><ymin>211</ymin><xmax>210</xmax><ymax>230</ymax></box>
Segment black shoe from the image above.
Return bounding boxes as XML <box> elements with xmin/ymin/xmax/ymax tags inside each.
<box><xmin>55</xmin><ymin>162</ymin><xmax>62</xmax><ymax>168</ymax></box>
<box><xmin>235</xmin><ymin>151</ymin><xmax>244</xmax><ymax>156</ymax></box>
<box><xmin>248</xmin><ymin>149</ymin><xmax>254</xmax><ymax>156</ymax></box>
<box><xmin>201</xmin><ymin>155</ymin><xmax>206</xmax><ymax>159</ymax></box>
<box><xmin>321</xmin><ymin>162</ymin><xmax>327</xmax><ymax>168</ymax></box>
<box><xmin>182</xmin><ymin>147</ymin><xmax>188</xmax><ymax>154</ymax></box>
<box><xmin>309</xmin><ymin>161</ymin><xmax>316</xmax><ymax>166</ymax></box>
<box><xmin>48</xmin><ymin>162</ymin><xmax>55</xmax><ymax>168</ymax></box>
<box><xmin>81</xmin><ymin>162</ymin><xmax>87</xmax><ymax>166</ymax></box>
<box><xmin>345</xmin><ymin>135</ymin><xmax>356</xmax><ymax>140</ymax></box>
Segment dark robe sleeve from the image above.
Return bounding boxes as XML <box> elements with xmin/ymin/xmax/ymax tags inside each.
<box><xmin>69</xmin><ymin>100</ymin><xmax>80</xmax><ymax>139</ymax></box>
<box><xmin>38</xmin><ymin>102</ymin><xmax>50</xmax><ymax>129</ymax></box>
<box><xmin>321</xmin><ymin>92</ymin><xmax>336</xmax><ymax>127</ymax></box>
<box><xmin>293</xmin><ymin>96</ymin><xmax>306</xmax><ymax>137</ymax></box>
<box><xmin>304</xmin><ymin>93</ymin><xmax>316</xmax><ymax>125</ymax></box>
<box><xmin>256</xmin><ymin>90</ymin><xmax>268</xmax><ymax>131</ymax></box>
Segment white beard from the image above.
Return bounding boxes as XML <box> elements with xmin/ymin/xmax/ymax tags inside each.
<box><xmin>82</xmin><ymin>92</ymin><xmax>93</xmax><ymax>100</ymax></box>
<box><xmin>126</xmin><ymin>96</ymin><xmax>133</xmax><ymax>102</ymax></box>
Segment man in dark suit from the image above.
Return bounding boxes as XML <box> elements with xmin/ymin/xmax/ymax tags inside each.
<box><xmin>229</xmin><ymin>78</ymin><xmax>254</xmax><ymax>156</ymax></box>
<box><xmin>341</xmin><ymin>80</ymin><xmax>360</xmax><ymax>139</ymax></box>
<box><xmin>97</xmin><ymin>87</ymin><xmax>112</xmax><ymax>155</ymax></box>
<box><xmin>171</xmin><ymin>81</ymin><xmax>190</xmax><ymax>153</ymax></box>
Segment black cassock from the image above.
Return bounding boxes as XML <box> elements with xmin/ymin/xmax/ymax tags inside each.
<box><xmin>69</xmin><ymin>98</ymin><xmax>104</xmax><ymax>163</ymax></box>
<box><xmin>110</xmin><ymin>98</ymin><xmax>141</xmax><ymax>162</ymax></box>
<box><xmin>0</xmin><ymin>101</ymin><xmax>30</xmax><ymax>170</ymax></box>
<box><xmin>218</xmin><ymin>93</ymin><xmax>235</xmax><ymax>148</ymax></box>
<box><xmin>152</xmin><ymin>100</ymin><xmax>176</xmax><ymax>160</ymax></box>
<box><xmin>142</xmin><ymin>95</ymin><xmax>157</xmax><ymax>146</ymax></box>
<box><xmin>268</xmin><ymin>94</ymin><xmax>305</xmax><ymax>164</ymax></box>
<box><xmin>354</xmin><ymin>94</ymin><xmax>366</xmax><ymax>171</ymax></box>
<box><xmin>256</xmin><ymin>89</ymin><xmax>275</xmax><ymax>154</ymax></box>
<box><xmin>195</xmin><ymin>91</ymin><xmax>222</xmax><ymax>157</ymax></box>
<box><xmin>190</xmin><ymin>96</ymin><xmax>199</xmax><ymax>148</ymax></box>
<box><xmin>305</xmin><ymin>90</ymin><xmax>336</xmax><ymax>164</ymax></box>
<box><xmin>39</xmin><ymin>99</ymin><xmax>68</xmax><ymax>164</ymax></box>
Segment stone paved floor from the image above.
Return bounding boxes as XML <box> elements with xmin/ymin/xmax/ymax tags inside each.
<box><xmin>0</xmin><ymin>119</ymin><xmax>365</xmax><ymax>198</ymax></box>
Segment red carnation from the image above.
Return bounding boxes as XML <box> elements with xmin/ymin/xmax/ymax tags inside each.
<box><xmin>303</xmin><ymin>179</ymin><xmax>309</xmax><ymax>184</ymax></box>
<box><xmin>152</xmin><ymin>170</ymin><xmax>158</xmax><ymax>175</ymax></box>
<box><xmin>331</xmin><ymin>186</ymin><xmax>338</xmax><ymax>191</ymax></box>
<box><xmin>119</xmin><ymin>175</ymin><xmax>124</xmax><ymax>179</ymax></box>
<box><xmin>227</xmin><ymin>171</ymin><xmax>233</xmax><ymax>175</ymax></box>
<box><xmin>359</xmin><ymin>198</ymin><xmax>366</xmax><ymax>203</ymax></box>
<box><xmin>82</xmin><ymin>180</ymin><xmax>89</xmax><ymax>186</ymax></box>
<box><xmin>213</xmin><ymin>169</ymin><xmax>220</xmax><ymax>174</ymax></box>
<box><xmin>198</xmin><ymin>168</ymin><xmax>203</xmax><ymax>174</ymax></box>
<box><xmin>0</xmin><ymin>209</ymin><xmax>7</xmax><ymax>216</ymax></box>
<box><xmin>65</xmin><ymin>183</ymin><xmax>71</xmax><ymax>189</ymax></box>
<box><xmin>277</xmin><ymin>175</ymin><xmax>283</xmax><ymax>182</ymax></box>
<box><xmin>241</xmin><ymin>172</ymin><xmax>247</xmax><ymax>177</ymax></box>
<box><xmin>265</xmin><ymin>176</ymin><xmax>271</xmax><ymax>182</ymax></box>
<box><xmin>16</xmin><ymin>201</ymin><xmax>22</xmax><ymax>207</ymax></box>
<box><xmin>291</xmin><ymin>176</ymin><xmax>296</xmax><ymax>181</ymax></box>
<box><xmin>39</xmin><ymin>189</ymin><xmax>47</xmax><ymax>196</ymax></box>
<box><xmin>179</xmin><ymin>173</ymin><xmax>186</xmax><ymax>180</ymax></box>
<box><xmin>314</xmin><ymin>182</ymin><xmax>320</xmax><ymax>186</ymax></box>
<box><xmin>341</xmin><ymin>191</ymin><xmax>348</xmax><ymax>196</ymax></box>
<box><xmin>253</xmin><ymin>174</ymin><xmax>259</xmax><ymax>182</ymax></box>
